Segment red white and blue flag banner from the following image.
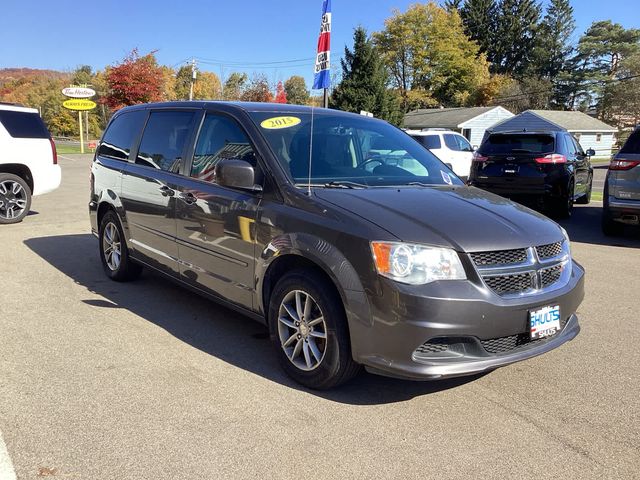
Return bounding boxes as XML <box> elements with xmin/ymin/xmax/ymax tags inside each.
<box><xmin>313</xmin><ymin>0</ymin><xmax>331</xmax><ymax>90</ymax></box>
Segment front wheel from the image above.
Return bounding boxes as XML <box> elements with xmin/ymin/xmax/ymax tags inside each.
<box><xmin>0</xmin><ymin>173</ymin><xmax>31</xmax><ymax>224</ymax></box>
<box><xmin>99</xmin><ymin>211</ymin><xmax>142</xmax><ymax>281</ymax></box>
<box><xmin>268</xmin><ymin>270</ymin><xmax>360</xmax><ymax>389</ymax></box>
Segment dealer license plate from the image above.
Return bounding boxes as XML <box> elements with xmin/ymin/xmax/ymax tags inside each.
<box><xmin>529</xmin><ymin>305</ymin><xmax>561</xmax><ymax>340</ymax></box>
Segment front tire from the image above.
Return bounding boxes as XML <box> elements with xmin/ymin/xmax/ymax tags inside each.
<box><xmin>99</xmin><ymin>211</ymin><xmax>142</xmax><ymax>281</ymax></box>
<box><xmin>268</xmin><ymin>270</ymin><xmax>360</xmax><ymax>389</ymax></box>
<box><xmin>0</xmin><ymin>173</ymin><xmax>31</xmax><ymax>224</ymax></box>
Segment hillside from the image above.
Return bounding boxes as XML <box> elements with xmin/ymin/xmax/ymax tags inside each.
<box><xmin>0</xmin><ymin>68</ymin><xmax>70</xmax><ymax>85</ymax></box>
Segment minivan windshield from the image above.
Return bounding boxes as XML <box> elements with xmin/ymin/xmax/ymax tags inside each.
<box><xmin>248</xmin><ymin>111</ymin><xmax>462</xmax><ymax>187</ymax></box>
<box><xmin>482</xmin><ymin>134</ymin><xmax>555</xmax><ymax>155</ymax></box>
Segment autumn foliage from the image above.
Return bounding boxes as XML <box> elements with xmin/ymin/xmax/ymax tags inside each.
<box><xmin>104</xmin><ymin>49</ymin><xmax>164</xmax><ymax>111</ymax></box>
<box><xmin>275</xmin><ymin>81</ymin><xmax>287</xmax><ymax>103</ymax></box>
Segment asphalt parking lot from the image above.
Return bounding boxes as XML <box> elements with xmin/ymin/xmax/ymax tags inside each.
<box><xmin>1</xmin><ymin>155</ymin><xmax>639</xmax><ymax>479</ymax></box>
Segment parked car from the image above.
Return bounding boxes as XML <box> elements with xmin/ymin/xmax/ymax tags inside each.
<box><xmin>90</xmin><ymin>102</ymin><xmax>584</xmax><ymax>389</ymax></box>
<box><xmin>0</xmin><ymin>103</ymin><xmax>61</xmax><ymax>224</ymax></box>
<box><xmin>405</xmin><ymin>129</ymin><xmax>474</xmax><ymax>179</ymax></box>
<box><xmin>468</xmin><ymin>130</ymin><xmax>594</xmax><ymax>218</ymax></box>
<box><xmin>602</xmin><ymin>126</ymin><xmax>640</xmax><ymax>235</ymax></box>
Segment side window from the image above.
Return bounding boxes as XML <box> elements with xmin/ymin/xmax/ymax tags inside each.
<box><xmin>443</xmin><ymin>134</ymin><xmax>461</xmax><ymax>151</ymax></box>
<box><xmin>572</xmin><ymin>136</ymin><xmax>585</xmax><ymax>156</ymax></box>
<box><xmin>456</xmin><ymin>135</ymin><xmax>473</xmax><ymax>152</ymax></box>
<box><xmin>416</xmin><ymin>135</ymin><xmax>441</xmax><ymax>149</ymax></box>
<box><xmin>98</xmin><ymin>110</ymin><xmax>147</xmax><ymax>161</ymax></box>
<box><xmin>136</xmin><ymin>110</ymin><xmax>195</xmax><ymax>172</ymax></box>
<box><xmin>190</xmin><ymin>114</ymin><xmax>257</xmax><ymax>183</ymax></box>
<box><xmin>563</xmin><ymin>135</ymin><xmax>576</xmax><ymax>155</ymax></box>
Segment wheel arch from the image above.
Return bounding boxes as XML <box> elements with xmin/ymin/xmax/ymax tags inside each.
<box><xmin>0</xmin><ymin>163</ymin><xmax>34</xmax><ymax>193</ymax></box>
<box><xmin>256</xmin><ymin>233</ymin><xmax>373</xmax><ymax>361</ymax></box>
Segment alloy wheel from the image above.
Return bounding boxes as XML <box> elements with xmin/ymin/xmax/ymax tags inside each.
<box><xmin>102</xmin><ymin>222</ymin><xmax>122</xmax><ymax>271</ymax></box>
<box><xmin>0</xmin><ymin>180</ymin><xmax>28</xmax><ymax>220</ymax></box>
<box><xmin>277</xmin><ymin>290</ymin><xmax>327</xmax><ymax>371</ymax></box>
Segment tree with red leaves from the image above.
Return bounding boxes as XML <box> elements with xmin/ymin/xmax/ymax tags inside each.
<box><xmin>275</xmin><ymin>81</ymin><xmax>287</xmax><ymax>103</ymax></box>
<box><xmin>104</xmin><ymin>49</ymin><xmax>164</xmax><ymax>111</ymax></box>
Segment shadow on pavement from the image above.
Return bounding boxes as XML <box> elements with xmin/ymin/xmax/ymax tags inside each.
<box><xmin>25</xmin><ymin>233</ymin><xmax>481</xmax><ymax>405</ymax></box>
<box><xmin>557</xmin><ymin>204</ymin><xmax>640</xmax><ymax>248</ymax></box>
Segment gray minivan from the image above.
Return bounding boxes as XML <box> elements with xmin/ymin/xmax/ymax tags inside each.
<box><xmin>602</xmin><ymin>127</ymin><xmax>640</xmax><ymax>235</ymax></box>
<box><xmin>89</xmin><ymin>102</ymin><xmax>584</xmax><ymax>389</ymax></box>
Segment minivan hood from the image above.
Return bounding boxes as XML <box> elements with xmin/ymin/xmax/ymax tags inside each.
<box><xmin>315</xmin><ymin>186</ymin><xmax>563</xmax><ymax>252</ymax></box>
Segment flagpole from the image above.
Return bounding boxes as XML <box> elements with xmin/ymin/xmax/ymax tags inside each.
<box><xmin>323</xmin><ymin>88</ymin><xmax>328</xmax><ymax>108</ymax></box>
<box><xmin>313</xmin><ymin>0</ymin><xmax>331</xmax><ymax>109</ymax></box>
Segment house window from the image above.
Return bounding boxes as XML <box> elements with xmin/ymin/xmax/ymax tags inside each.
<box><xmin>462</xmin><ymin>128</ymin><xmax>471</xmax><ymax>141</ymax></box>
<box><xmin>596</xmin><ymin>133</ymin><xmax>602</xmax><ymax>142</ymax></box>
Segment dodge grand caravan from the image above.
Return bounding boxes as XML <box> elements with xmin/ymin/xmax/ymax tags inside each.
<box><xmin>89</xmin><ymin>102</ymin><xmax>584</xmax><ymax>389</ymax></box>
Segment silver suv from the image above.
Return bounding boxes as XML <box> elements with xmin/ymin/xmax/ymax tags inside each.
<box><xmin>602</xmin><ymin>127</ymin><xmax>640</xmax><ymax>235</ymax></box>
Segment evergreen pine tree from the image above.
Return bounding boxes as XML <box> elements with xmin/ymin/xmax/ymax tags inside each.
<box><xmin>492</xmin><ymin>0</ymin><xmax>542</xmax><ymax>76</ymax></box>
<box><xmin>443</xmin><ymin>0</ymin><xmax>462</xmax><ymax>12</ymax></box>
<box><xmin>459</xmin><ymin>0</ymin><xmax>498</xmax><ymax>61</ymax></box>
<box><xmin>534</xmin><ymin>0</ymin><xmax>576</xmax><ymax>79</ymax></box>
<box><xmin>330</xmin><ymin>27</ymin><xmax>402</xmax><ymax>125</ymax></box>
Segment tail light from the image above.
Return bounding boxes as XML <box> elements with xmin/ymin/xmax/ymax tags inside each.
<box><xmin>535</xmin><ymin>154</ymin><xmax>566</xmax><ymax>164</ymax></box>
<box><xmin>472</xmin><ymin>151</ymin><xmax>488</xmax><ymax>162</ymax></box>
<box><xmin>49</xmin><ymin>138</ymin><xmax>58</xmax><ymax>165</ymax></box>
<box><xmin>609</xmin><ymin>159</ymin><xmax>640</xmax><ymax>170</ymax></box>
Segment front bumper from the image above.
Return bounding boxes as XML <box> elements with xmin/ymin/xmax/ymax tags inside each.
<box><xmin>352</xmin><ymin>260</ymin><xmax>584</xmax><ymax>380</ymax></box>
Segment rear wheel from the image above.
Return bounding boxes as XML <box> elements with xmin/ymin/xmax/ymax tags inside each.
<box><xmin>99</xmin><ymin>210</ymin><xmax>142</xmax><ymax>281</ymax></box>
<box><xmin>576</xmin><ymin>174</ymin><xmax>592</xmax><ymax>204</ymax></box>
<box><xmin>268</xmin><ymin>269</ymin><xmax>360</xmax><ymax>389</ymax></box>
<box><xmin>0</xmin><ymin>173</ymin><xmax>31</xmax><ymax>224</ymax></box>
<box><xmin>551</xmin><ymin>181</ymin><xmax>574</xmax><ymax>219</ymax></box>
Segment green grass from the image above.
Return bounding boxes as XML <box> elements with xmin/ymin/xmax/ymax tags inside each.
<box><xmin>55</xmin><ymin>143</ymin><xmax>95</xmax><ymax>154</ymax></box>
<box><xmin>591</xmin><ymin>191</ymin><xmax>604</xmax><ymax>202</ymax></box>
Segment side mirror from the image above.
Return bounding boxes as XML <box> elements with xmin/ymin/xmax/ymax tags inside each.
<box><xmin>586</xmin><ymin>148</ymin><xmax>595</xmax><ymax>157</ymax></box>
<box><xmin>445</xmin><ymin>162</ymin><xmax>454</xmax><ymax>170</ymax></box>
<box><xmin>215</xmin><ymin>158</ymin><xmax>262</xmax><ymax>192</ymax></box>
<box><xmin>473</xmin><ymin>145</ymin><xmax>478</xmax><ymax>151</ymax></box>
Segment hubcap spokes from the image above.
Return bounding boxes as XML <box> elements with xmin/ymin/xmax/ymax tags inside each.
<box><xmin>102</xmin><ymin>222</ymin><xmax>122</xmax><ymax>271</ymax></box>
<box><xmin>278</xmin><ymin>290</ymin><xmax>327</xmax><ymax>371</ymax></box>
<box><xmin>0</xmin><ymin>181</ymin><xmax>27</xmax><ymax>220</ymax></box>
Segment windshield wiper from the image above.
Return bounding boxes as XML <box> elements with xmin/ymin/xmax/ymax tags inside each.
<box><xmin>405</xmin><ymin>181</ymin><xmax>434</xmax><ymax>187</ymax></box>
<box><xmin>323</xmin><ymin>181</ymin><xmax>368</xmax><ymax>189</ymax></box>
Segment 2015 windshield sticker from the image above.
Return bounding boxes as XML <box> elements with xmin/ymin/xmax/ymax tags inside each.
<box><xmin>441</xmin><ymin>171</ymin><xmax>453</xmax><ymax>185</ymax></box>
<box><xmin>260</xmin><ymin>116</ymin><xmax>301</xmax><ymax>130</ymax></box>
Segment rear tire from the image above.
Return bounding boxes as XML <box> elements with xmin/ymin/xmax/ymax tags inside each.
<box><xmin>551</xmin><ymin>181</ymin><xmax>574</xmax><ymax>219</ymax></box>
<box><xmin>268</xmin><ymin>269</ymin><xmax>360</xmax><ymax>389</ymax></box>
<box><xmin>0</xmin><ymin>173</ymin><xmax>32</xmax><ymax>224</ymax></box>
<box><xmin>99</xmin><ymin>210</ymin><xmax>142</xmax><ymax>281</ymax></box>
<box><xmin>576</xmin><ymin>175</ymin><xmax>592</xmax><ymax>205</ymax></box>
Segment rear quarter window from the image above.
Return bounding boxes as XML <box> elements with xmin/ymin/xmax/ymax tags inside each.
<box><xmin>413</xmin><ymin>135</ymin><xmax>441</xmax><ymax>149</ymax></box>
<box><xmin>0</xmin><ymin>110</ymin><xmax>50</xmax><ymax>138</ymax></box>
<box><xmin>620</xmin><ymin>130</ymin><xmax>640</xmax><ymax>154</ymax></box>
<box><xmin>98</xmin><ymin>110</ymin><xmax>147</xmax><ymax>161</ymax></box>
<box><xmin>482</xmin><ymin>134</ymin><xmax>555</xmax><ymax>155</ymax></box>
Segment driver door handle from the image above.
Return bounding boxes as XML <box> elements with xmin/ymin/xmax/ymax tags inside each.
<box><xmin>179</xmin><ymin>192</ymin><xmax>198</xmax><ymax>205</ymax></box>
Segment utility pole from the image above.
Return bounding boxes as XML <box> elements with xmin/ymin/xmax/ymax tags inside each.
<box><xmin>189</xmin><ymin>59</ymin><xmax>197</xmax><ymax>101</ymax></box>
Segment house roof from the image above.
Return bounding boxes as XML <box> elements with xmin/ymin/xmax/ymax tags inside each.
<box><xmin>527</xmin><ymin>110</ymin><xmax>617</xmax><ymax>132</ymax></box>
<box><xmin>404</xmin><ymin>107</ymin><xmax>498</xmax><ymax>129</ymax></box>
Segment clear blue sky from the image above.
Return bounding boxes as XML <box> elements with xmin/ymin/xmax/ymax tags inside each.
<box><xmin>0</xmin><ymin>0</ymin><xmax>637</xmax><ymax>89</ymax></box>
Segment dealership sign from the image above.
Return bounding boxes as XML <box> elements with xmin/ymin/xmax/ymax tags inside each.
<box><xmin>63</xmin><ymin>99</ymin><xmax>97</xmax><ymax>111</ymax></box>
<box><xmin>62</xmin><ymin>86</ymin><xmax>96</xmax><ymax>98</ymax></box>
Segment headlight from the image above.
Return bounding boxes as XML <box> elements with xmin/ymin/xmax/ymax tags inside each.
<box><xmin>560</xmin><ymin>227</ymin><xmax>571</xmax><ymax>257</ymax></box>
<box><xmin>370</xmin><ymin>242</ymin><xmax>466</xmax><ymax>285</ymax></box>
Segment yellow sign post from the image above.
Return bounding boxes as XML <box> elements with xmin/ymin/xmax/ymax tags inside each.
<box><xmin>62</xmin><ymin>94</ymin><xmax>97</xmax><ymax>154</ymax></box>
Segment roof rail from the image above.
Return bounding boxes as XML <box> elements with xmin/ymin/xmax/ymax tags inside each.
<box><xmin>420</xmin><ymin>128</ymin><xmax>449</xmax><ymax>131</ymax></box>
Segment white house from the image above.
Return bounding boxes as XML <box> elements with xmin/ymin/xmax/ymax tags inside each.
<box><xmin>489</xmin><ymin>110</ymin><xmax>618</xmax><ymax>157</ymax></box>
<box><xmin>404</xmin><ymin>106</ymin><xmax>514</xmax><ymax>147</ymax></box>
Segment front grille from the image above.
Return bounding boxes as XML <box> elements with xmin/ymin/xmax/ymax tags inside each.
<box><xmin>540</xmin><ymin>264</ymin><xmax>563</xmax><ymax>288</ymax></box>
<box><xmin>484</xmin><ymin>272</ymin><xmax>534</xmax><ymax>295</ymax></box>
<box><xmin>481</xmin><ymin>316</ymin><xmax>568</xmax><ymax>354</ymax></box>
<box><xmin>470</xmin><ymin>248</ymin><xmax>527</xmax><ymax>266</ymax></box>
<box><xmin>536</xmin><ymin>242</ymin><xmax>563</xmax><ymax>260</ymax></box>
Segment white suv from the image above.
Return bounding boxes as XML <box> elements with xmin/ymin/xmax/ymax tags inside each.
<box><xmin>0</xmin><ymin>104</ymin><xmax>61</xmax><ymax>223</ymax></box>
<box><xmin>406</xmin><ymin>129</ymin><xmax>474</xmax><ymax>179</ymax></box>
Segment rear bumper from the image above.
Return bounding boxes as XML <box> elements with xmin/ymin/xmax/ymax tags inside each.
<box><xmin>32</xmin><ymin>164</ymin><xmax>61</xmax><ymax>196</ymax></box>
<box><xmin>352</xmin><ymin>260</ymin><xmax>585</xmax><ymax>381</ymax></box>
<box><xmin>605</xmin><ymin>196</ymin><xmax>640</xmax><ymax>224</ymax></box>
